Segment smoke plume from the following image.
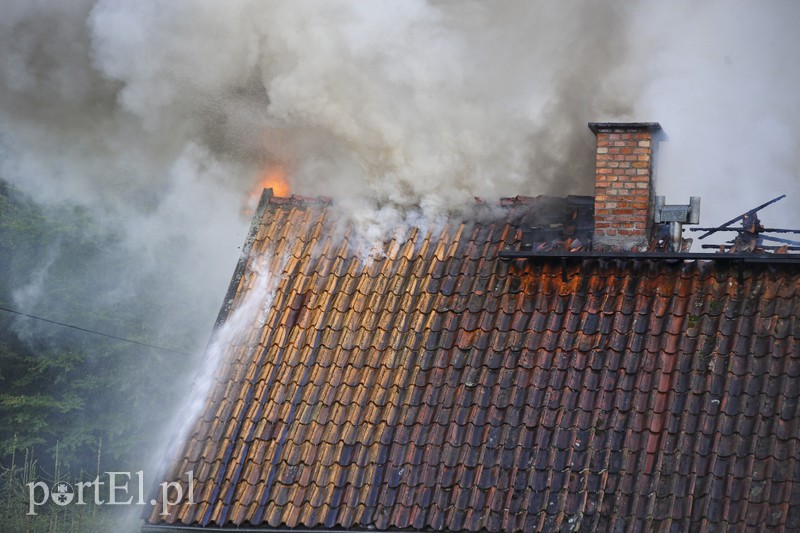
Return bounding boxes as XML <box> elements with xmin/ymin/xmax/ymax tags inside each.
<box><xmin>631</xmin><ymin>0</ymin><xmax>800</xmax><ymax>229</ymax></box>
<box><xmin>5</xmin><ymin>1</ymin><xmax>798</xmax><ymax>246</ymax></box>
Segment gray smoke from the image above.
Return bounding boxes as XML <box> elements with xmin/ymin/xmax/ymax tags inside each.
<box><xmin>5</xmin><ymin>1</ymin><xmax>797</xmax><ymax>247</ymax></box>
<box><xmin>1</xmin><ymin>1</ymin><xmax>645</xmax><ymax>241</ymax></box>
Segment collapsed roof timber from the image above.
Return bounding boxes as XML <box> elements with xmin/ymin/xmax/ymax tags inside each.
<box><xmin>144</xmin><ymin>123</ymin><xmax>800</xmax><ymax>532</ymax></box>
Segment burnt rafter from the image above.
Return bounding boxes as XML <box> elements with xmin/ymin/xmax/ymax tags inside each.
<box><xmin>690</xmin><ymin>193</ymin><xmax>786</xmax><ymax>239</ymax></box>
<box><xmin>686</xmin><ymin>194</ymin><xmax>800</xmax><ymax>255</ymax></box>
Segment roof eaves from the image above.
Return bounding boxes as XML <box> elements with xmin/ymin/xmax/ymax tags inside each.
<box><xmin>266</xmin><ymin>193</ymin><xmax>333</xmax><ymax>207</ymax></box>
<box><xmin>141</xmin><ymin>525</ymin><xmax>458</xmax><ymax>533</ymax></box>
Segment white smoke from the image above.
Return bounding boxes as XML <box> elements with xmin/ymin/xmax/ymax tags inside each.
<box><xmin>631</xmin><ymin>0</ymin><xmax>800</xmax><ymax>230</ymax></box>
<box><xmin>3</xmin><ymin>1</ymin><xmax>799</xmax><ymax>242</ymax></box>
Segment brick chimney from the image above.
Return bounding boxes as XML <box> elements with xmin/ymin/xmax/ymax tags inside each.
<box><xmin>589</xmin><ymin>122</ymin><xmax>661</xmax><ymax>250</ymax></box>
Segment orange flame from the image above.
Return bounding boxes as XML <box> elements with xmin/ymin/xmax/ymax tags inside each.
<box><xmin>243</xmin><ymin>166</ymin><xmax>291</xmax><ymax>216</ymax></box>
<box><xmin>256</xmin><ymin>166</ymin><xmax>290</xmax><ymax>197</ymax></box>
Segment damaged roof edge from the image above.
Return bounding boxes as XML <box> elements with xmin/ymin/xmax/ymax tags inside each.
<box><xmin>212</xmin><ymin>188</ymin><xmax>274</xmax><ymax>329</ymax></box>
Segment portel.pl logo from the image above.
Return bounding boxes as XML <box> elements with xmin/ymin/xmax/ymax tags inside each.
<box><xmin>27</xmin><ymin>471</ymin><xmax>194</xmax><ymax>516</ymax></box>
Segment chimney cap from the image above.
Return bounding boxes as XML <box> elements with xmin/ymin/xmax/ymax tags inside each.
<box><xmin>588</xmin><ymin>122</ymin><xmax>661</xmax><ymax>134</ymax></box>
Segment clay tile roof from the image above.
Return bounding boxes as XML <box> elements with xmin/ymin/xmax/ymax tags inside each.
<box><xmin>146</xmin><ymin>191</ymin><xmax>800</xmax><ymax>532</ymax></box>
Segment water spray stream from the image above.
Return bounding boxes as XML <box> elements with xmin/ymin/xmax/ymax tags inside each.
<box><xmin>155</xmin><ymin>250</ymin><xmax>287</xmax><ymax>482</ymax></box>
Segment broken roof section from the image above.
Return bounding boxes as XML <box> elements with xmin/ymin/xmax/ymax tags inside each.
<box><xmin>501</xmin><ymin>122</ymin><xmax>800</xmax><ymax>258</ymax></box>
<box><xmin>146</xmin><ymin>190</ymin><xmax>800</xmax><ymax>532</ymax></box>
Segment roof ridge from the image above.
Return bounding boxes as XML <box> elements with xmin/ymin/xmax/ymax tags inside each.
<box><xmin>267</xmin><ymin>192</ymin><xmax>333</xmax><ymax>207</ymax></box>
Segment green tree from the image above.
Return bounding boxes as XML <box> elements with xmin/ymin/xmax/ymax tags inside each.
<box><xmin>0</xmin><ymin>180</ymin><xmax>203</xmax><ymax>484</ymax></box>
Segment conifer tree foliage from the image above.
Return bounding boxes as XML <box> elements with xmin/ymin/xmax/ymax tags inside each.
<box><xmin>0</xmin><ymin>180</ymin><xmax>204</xmax><ymax>475</ymax></box>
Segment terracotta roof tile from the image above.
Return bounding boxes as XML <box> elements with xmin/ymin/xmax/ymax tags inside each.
<box><xmin>148</xmin><ymin>193</ymin><xmax>800</xmax><ymax>531</ymax></box>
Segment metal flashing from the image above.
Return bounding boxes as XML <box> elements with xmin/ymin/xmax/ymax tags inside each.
<box><xmin>498</xmin><ymin>249</ymin><xmax>800</xmax><ymax>264</ymax></box>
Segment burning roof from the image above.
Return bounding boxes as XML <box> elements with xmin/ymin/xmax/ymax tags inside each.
<box><xmin>145</xmin><ymin>187</ymin><xmax>800</xmax><ymax>532</ymax></box>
